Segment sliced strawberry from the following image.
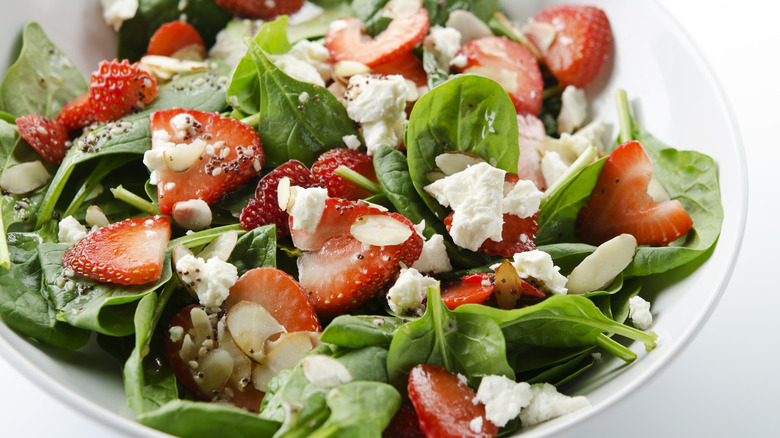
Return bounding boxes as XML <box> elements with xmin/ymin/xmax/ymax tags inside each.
<box><xmin>213</xmin><ymin>0</ymin><xmax>303</xmax><ymax>19</ymax></box>
<box><xmin>407</xmin><ymin>364</ymin><xmax>498</xmax><ymax>438</ymax></box>
<box><xmin>525</xmin><ymin>5</ymin><xmax>613</xmax><ymax>88</ymax></box>
<box><xmin>441</xmin><ymin>273</ymin><xmax>495</xmax><ymax>310</ymax></box>
<box><xmin>147</xmin><ymin>21</ymin><xmax>206</xmax><ymax>60</ymax></box>
<box><xmin>149</xmin><ymin>108</ymin><xmax>264</xmax><ymax>215</ymax></box>
<box><xmin>383</xmin><ymin>401</ymin><xmax>425</xmax><ymax>438</ymax></box>
<box><xmin>16</xmin><ymin>114</ymin><xmax>70</xmax><ymax>164</ymax></box>
<box><xmin>56</xmin><ymin>92</ymin><xmax>92</xmax><ymax>132</ymax></box>
<box><xmin>444</xmin><ymin>211</ymin><xmax>538</xmax><ymax>258</ymax></box>
<box><xmin>88</xmin><ymin>59</ymin><xmax>158</xmax><ymax>123</ymax></box>
<box><xmin>325</xmin><ymin>8</ymin><xmax>429</xmax><ymax>68</ymax></box>
<box><xmin>576</xmin><ymin>141</ymin><xmax>693</xmax><ymax>246</ymax></box>
<box><xmin>372</xmin><ymin>52</ymin><xmax>427</xmax><ymax>87</ymax></box>
<box><xmin>452</xmin><ymin>37</ymin><xmax>543</xmax><ymax>115</ymax></box>
<box><xmin>516</xmin><ymin>114</ymin><xmax>547</xmax><ymax>190</ymax></box>
<box><xmin>311</xmin><ymin>148</ymin><xmax>377</xmax><ymax>201</ymax></box>
<box><xmin>224</xmin><ymin>267</ymin><xmax>321</xmax><ymax>333</ymax></box>
<box><xmin>292</xmin><ymin>199</ymin><xmax>423</xmax><ymax>318</ymax></box>
<box><xmin>62</xmin><ymin>216</ymin><xmax>171</xmax><ymax>285</ymax></box>
<box><xmin>240</xmin><ymin>160</ymin><xmax>317</xmax><ymax>238</ymax></box>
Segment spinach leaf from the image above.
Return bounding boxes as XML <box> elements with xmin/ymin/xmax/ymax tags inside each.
<box><xmin>386</xmin><ymin>285</ymin><xmax>514</xmax><ymax>387</ymax></box>
<box><xmin>320</xmin><ymin>314</ymin><xmax>403</xmax><ymax>348</ymax></box>
<box><xmin>0</xmin><ymin>22</ymin><xmax>87</xmax><ymax>118</ymax></box>
<box><xmin>0</xmin><ymin>232</ymin><xmax>89</xmax><ymax>349</ymax></box>
<box><xmin>307</xmin><ymin>381</ymin><xmax>400</xmax><ymax>438</ymax></box>
<box><xmin>137</xmin><ymin>399</ymin><xmax>280</xmax><ymax>438</ymax></box>
<box><xmin>228</xmin><ymin>225</ymin><xmax>277</xmax><ymax>276</ymax></box>
<box><xmin>287</xmin><ymin>3</ymin><xmax>356</xmax><ymax>43</ymax></box>
<box><xmin>117</xmin><ymin>0</ymin><xmax>232</xmax><ymax>62</ymax></box>
<box><xmin>508</xmin><ymin>343</ymin><xmax>593</xmax><ymax>375</ymax></box>
<box><xmin>406</xmin><ymin>74</ymin><xmax>519</xmax><ymax>220</ymax></box>
<box><xmin>351</xmin><ymin>0</ymin><xmax>392</xmax><ymax>36</ymax></box>
<box><xmin>423</xmin><ymin>0</ymin><xmax>499</xmax><ymax>26</ymax></box>
<box><xmin>38</xmin><ymin>243</ymin><xmax>173</xmax><ymax>336</ymax></box>
<box><xmin>228</xmin><ymin>21</ymin><xmax>360</xmax><ymax>167</ymax></box>
<box><xmin>525</xmin><ymin>350</ymin><xmax>594</xmax><ymax>387</ymax></box>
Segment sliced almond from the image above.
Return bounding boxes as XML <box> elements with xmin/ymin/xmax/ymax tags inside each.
<box><xmin>522</xmin><ymin>20</ymin><xmax>557</xmax><ymax>52</ymax></box>
<box><xmin>426</xmin><ymin>170</ymin><xmax>446</xmax><ymax>183</ymax></box>
<box><xmin>494</xmin><ymin>260</ymin><xmax>524</xmax><ymax>309</ymax></box>
<box><xmin>350</xmin><ymin>214</ymin><xmax>413</xmax><ymax>247</ymax></box>
<box><xmin>197</xmin><ymin>230</ymin><xmax>238</xmax><ymax>261</ymax></box>
<box><xmin>252</xmin><ymin>332</ymin><xmax>314</xmax><ymax>391</ymax></box>
<box><xmin>193</xmin><ymin>348</ymin><xmax>234</xmax><ymax>393</ymax></box>
<box><xmin>445</xmin><ymin>9</ymin><xmax>494</xmax><ymax>44</ymax></box>
<box><xmin>172</xmin><ymin>244</ymin><xmax>198</xmax><ymax>300</ymax></box>
<box><xmin>434</xmin><ymin>152</ymin><xmax>486</xmax><ymax>176</ymax></box>
<box><xmin>226</xmin><ymin>301</ymin><xmax>286</xmax><ymax>363</ymax></box>
<box><xmin>647</xmin><ymin>177</ymin><xmax>670</xmax><ymax>202</ymax></box>
<box><xmin>85</xmin><ymin>205</ymin><xmax>109</xmax><ymax>228</ymax></box>
<box><xmin>172</xmin><ymin>199</ymin><xmax>212</xmax><ymax>231</ymax></box>
<box><xmin>356</xmin><ymin>199</ymin><xmax>389</xmax><ymax>212</ymax></box>
<box><xmin>140</xmin><ymin>55</ymin><xmax>208</xmax><ymax>76</ymax></box>
<box><xmin>332</xmin><ymin>61</ymin><xmax>371</xmax><ymax>82</ymax></box>
<box><xmin>302</xmin><ymin>354</ymin><xmax>353</xmax><ymax>388</ymax></box>
<box><xmin>277</xmin><ymin>176</ymin><xmax>293</xmax><ymax>211</ymax></box>
<box><xmin>382</xmin><ymin>0</ymin><xmax>422</xmax><ymax>19</ymax></box>
<box><xmin>217</xmin><ymin>317</ymin><xmax>253</xmax><ymax>390</ymax></box>
<box><xmin>567</xmin><ymin>234</ymin><xmax>638</xmax><ymax>294</ymax></box>
<box><xmin>0</xmin><ymin>161</ymin><xmax>51</xmax><ymax>194</ymax></box>
<box><xmin>163</xmin><ymin>138</ymin><xmax>207</xmax><ymax>172</ymax></box>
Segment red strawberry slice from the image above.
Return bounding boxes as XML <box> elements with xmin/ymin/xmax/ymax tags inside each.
<box><xmin>516</xmin><ymin>114</ymin><xmax>547</xmax><ymax>190</ymax></box>
<box><xmin>147</xmin><ymin>21</ymin><xmax>206</xmax><ymax>60</ymax></box>
<box><xmin>311</xmin><ymin>148</ymin><xmax>377</xmax><ymax>201</ymax></box>
<box><xmin>149</xmin><ymin>108</ymin><xmax>264</xmax><ymax>215</ymax></box>
<box><xmin>452</xmin><ymin>37</ymin><xmax>543</xmax><ymax>115</ymax></box>
<box><xmin>213</xmin><ymin>0</ymin><xmax>303</xmax><ymax>19</ymax></box>
<box><xmin>441</xmin><ymin>273</ymin><xmax>495</xmax><ymax>310</ymax></box>
<box><xmin>325</xmin><ymin>8</ymin><xmax>429</xmax><ymax>68</ymax></box>
<box><xmin>56</xmin><ymin>93</ymin><xmax>93</xmax><ymax>132</ymax></box>
<box><xmin>407</xmin><ymin>364</ymin><xmax>498</xmax><ymax>438</ymax></box>
<box><xmin>576</xmin><ymin>141</ymin><xmax>693</xmax><ymax>246</ymax></box>
<box><xmin>444</xmin><ymin>212</ymin><xmax>538</xmax><ymax>258</ymax></box>
<box><xmin>525</xmin><ymin>5</ymin><xmax>613</xmax><ymax>88</ymax></box>
<box><xmin>240</xmin><ymin>160</ymin><xmax>318</xmax><ymax>238</ymax></box>
<box><xmin>16</xmin><ymin>114</ymin><xmax>70</xmax><ymax>164</ymax></box>
<box><xmin>225</xmin><ymin>267</ymin><xmax>321</xmax><ymax>333</ymax></box>
<box><xmin>62</xmin><ymin>216</ymin><xmax>171</xmax><ymax>285</ymax></box>
<box><xmin>292</xmin><ymin>199</ymin><xmax>423</xmax><ymax>317</ymax></box>
<box><xmin>88</xmin><ymin>59</ymin><xmax>158</xmax><ymax>123</ymax></box>
<box><xmin>383</xmin><ymin>401</ymin><xmax>425</xmax><ymax>438</ymax></box>
<box><xmin>372</xmin><ymin>52</ymin><xmax>428</xmax><ymax>87</ymax></box>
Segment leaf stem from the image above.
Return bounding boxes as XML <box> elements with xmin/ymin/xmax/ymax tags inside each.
<box><xmin>542</xmin><ymin>84</ymin><xmax>563</xmax><ymax>100</ymax></box>
<box><xmin>0</xmin><ymin>211</ymin><xmax>9</xmax><ymax>271</ymax></box>
<box><xmin>595</xmin><ymin>334</ymin><xmax>636</xmax><ymax>363</ymax></box>
<box><xmin>168</xmin><ymin>224</ymin><xmax>244</xmax><ymax>250</ymax></box>
<box><xmin>334</xmin><ymin>165</ymin><xmax>382</xmax><ymax>195</ymax></box>
<box><xmin>615</xmin><ymin>89</ymin><xmax>634</xmax><ymax>144</ymax></box>
<box><xmin>240</xmin><ymin>113</ymin><xmax>260</xmax><ymax>129</ymax></box>
<box><xmin>110</xmin><ymin>185</ymin><xmax>161</xmax><ymax>216</ymax></box>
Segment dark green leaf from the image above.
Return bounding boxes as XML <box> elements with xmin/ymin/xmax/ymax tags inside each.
<box><xmin>320</xmin><ymin>314</ymin><xmax>404</xmax><ymax>348</ymax></box>
<box><xmin>308</xmin><ymin>381</ymin><xmax>400</xmax><ymax>438</ymax></box>
<box><xmin>228</xmin><ymin>225</ymin><xmax>277</xmax><ymax>275</ymax></box>
<box><xmin>422</xmin><ymin>0</ymin><xmax>499</xmax><ymax>26</ymax></box>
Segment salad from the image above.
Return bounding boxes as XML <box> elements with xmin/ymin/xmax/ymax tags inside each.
<box><xmin>0</xmin><ymin>0</ymin><xmax>724</xmax><ymax>437</ymax></box>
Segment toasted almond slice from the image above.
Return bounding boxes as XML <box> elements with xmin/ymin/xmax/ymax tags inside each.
<box><xmin>172</xmin><ymin>199</ymin><xmax>212</xmax><ymax>231</ymax></box>
<box><xmin>332</xmin><ymin>60</ymin><xmax>371</xmax><ymax>82</ymax></box>
<box><xmin>217</xmin><ymin>317</ymin><xmax>253</xmax><ymax>389</ymax></box>
<box><xmin>434</xmin><ymin>152</ymin><xmax>486</xmax><ymax>176</ymax></box>
<box><xmin>226</xmin><ymin>301</ymin><xmax>286</xmax><ymax>363</ymax></box>
<box><xmin>140</xmin><ymin>55</ymin><xmax>208</xmax><ymax>74</ymax></box>
<box><xmin>647</xmin><ymin>177</ymin><xmax>670</xmax><ymax>202</ymax></box>
<box><xmin>445</xmin><ymin>9</ymin><xmax>494</xmax><ymax>44</ymax></box>
<box><xmin>567</xmin><ymin>234</ymin><xmax>638</xmax><ymax>294</ymax></box>
<box><xmin>0</xmin><ymin>161</ymin><xmax>51</xmax><ymax>194</ymax></box>
<box><xmin>522</xmin><ymin>20</ymin><xmax>557</xmax><ymax>52</ymax></box>
<box><xmin>197</xmin><ymin>230</ymin><xmax>238</xmax><ymax>261</ymax></box>
<box><xmin>85</xmin><ymin>205</ymin><xmax>109</xmax><ymax>228</ymax></box>
<box><xmin>494</xmin><ymin>260</ymin><xmax>524</xmax><ymax>309</ymax></box>
<box><xmin>302</xmin><ymin>354</ymin><xmax>353</xmax><ymax>388</ymax></box>
<box><xmin>163</xmin><ymin>138</ymin><xmax>207</xmax><ymax>172</ymax></box>
<box><xmin>277</xmin><ymin>176</ymin><xmax>293</xmax><ymax>211</ymax></box>
<box><xmin>350</xmin><ymin>214</ymin><xmax>413</xmax><ymax>246</ymax></box>
<box><xmin>357</xmin><ymin>199</ymin><xmax>389</xmax><ymax>212</ymax></box>
<box><xmin>252</xmin><ymin>332</ymin><xmax>314</xmax><ymax>391</ymax></box>
<box><xmin>193</xmin><ymin>348</ymin><xmax>234</xmax><ymax>393</ymax></box>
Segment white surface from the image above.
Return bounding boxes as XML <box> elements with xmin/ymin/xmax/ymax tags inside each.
<box><xmin>0</xmin><ymin>1</ymin><xmax>775</xmax><ymax>437</ymax></box>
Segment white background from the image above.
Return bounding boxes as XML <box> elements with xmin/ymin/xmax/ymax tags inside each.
<box><xmin>1</xmin><ymin>0</ymin><xmax>778</xmax><ymax>437</ymax></box>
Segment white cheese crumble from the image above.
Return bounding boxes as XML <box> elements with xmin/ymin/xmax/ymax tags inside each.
<box><xmin>170</xmin><ymin>112</ymin><xmax>200</xmax><ymax>138</ymax></box>
<box><xmin>175</xmin><ymin>254</ymin><xmax>238</xmax><ymax>309</ymax></box>
<box><xmin>386</xmin><ymin>267</ymin><xmax>439</xmax><ymax>317</ymax></box>
<box><xmin>541</xmin><ymin>150</ymin><xmax>569</xmax><ymax>188</ymax></box>
<box><xmin>502</xmin><ymin>179</ymin><xmax>543</xmax><ymax>218</ymax></box>
<box><xmin>425</xmin><ymin>25</ymin><xmax>462</xmax><ymax>68</ymax></box>
<box><xmin>271</xmin><ymin>54</ymin><xmax>326</xmax><ymax>86</ymax></box>
<box><xmin>469</xmin><ymin>416</ymin><xmax>484</xmax><ymax>434</ymax></box>
<box><xmin>557</xmin><ymin>85</ymin><xmax>588</xmax><ymax>134</ymax></box>
<box><xmin>287</xmin><ymin>1</ymin><xmax>324</xmax><ymax>26</ymax></box>
<box><xmin>58</xmin><ymin>216</ymin><xmax>88</xmax><ymax>245</ymax></box>
<box><xmin>424</xmin><ymin>162</ymin><xmax>505</xmax><ymax>251</ymax></box>
<box><xmin>287</xmin><ymin>39</ymin><xmax>332</xmax><ymax>84</ymax></box>
<box><xmin>209</xmin><ymin>19</ymin><xmax>265</xmax><ymax>67</ymax></box>
<box><xmin>100</xmin><ymin>0</ymin><xmax>138</xmax><ymax>31</ymax></box>
<box><xmin>519</xmin><ymin>383</ymin><xmax>590</xmax><ymax>427</ymax></box>
<box><xmin>288</xmin><ymin>186</ymin><xmax>329</xmax><ymax>233</ymax></box>
<box><xmin>342</xmin><ymin>134</ymin><xmax>361</xmax><ymax>150</ymax></box>
<box><xmin>628</xmin><ymin>296</ymin><xmax>653</xmax><ymax>329</ymax></box>
<box><xmin>169</xmin><ymin>325</ymin><xmax>184</xmax><ymax>343</ymax></box>
<box><xmin>475</xmin><ymin>375</ymin><xmax>533</xmax><ymax>427</ymax></box>
<box><xmin>411</xmin><ymin>234</ymin><xmax>452</xmax><ymax>274</ymax></box>
<box><xmin>493</xmin><ymin>250</ymin><xmax>568</xmax><ymax>295</ymax></box>
<box><xmin>344</xmin><ymin>74</ymin><xmax>409</xmax><ymax>155</ymax></box>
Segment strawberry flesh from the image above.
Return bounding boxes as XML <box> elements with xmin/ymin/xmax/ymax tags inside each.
<box><xmin>576</xmin><ymin>141</ymin><xmax>693</xmax><ymax>246</ymax></box>
<box><xmin>16</xmin><ymin>114</ymin><xmax>70</xmax><ymax>164</ymax></box>
<box><xmin>62</xmin><ymin>216</ymin><xmax>171</xmax><ymax>285</ymax></box>
<box><xmin>147</xmin><ymin>21</ymin><xmax>206</xmax><ymax>59</ymax></box>
<box><xmin>213</xmin><ymin>0</ymin><xmax>303</xmax><ymax>19</ymax></box>
<box><xmin>311</xmin><ymin>148</ymin><xmax>377</xmax><ymax>201</ymax></box>
<box><xmin>441</xmin><ymin>273</ymin><xmax>495</xmax><ymax>310</ymax></box>
<box><xmin>383</xmin><ymin>401</ymin><xmax>425</xmax><ymax>438</ymax></box>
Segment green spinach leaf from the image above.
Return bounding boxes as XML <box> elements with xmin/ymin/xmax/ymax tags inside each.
<box><xmin>423</xmin><ymin>0</ymin><xmax>499</xmax><ymax>26</ymax></box>
<box><xmin>228</xmin><ymin>225</ymin><xmax>277</xmax><ymax>276</ymax></box>
<box><xmin>137</xmin><ymin>399</ymin><xmax>280</xmax><ymax>438</ymax></box>
<box><xmin>320</xmin><ymin>314</ymin><xmax>403</xmax><ymax>349</ymax></box>
<box><xmin>308</xmin><ymin>381</ymin><xmax>400</xmax><ymax>438</ymax></box>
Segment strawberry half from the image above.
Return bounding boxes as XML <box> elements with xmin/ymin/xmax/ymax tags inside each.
<box><xmin>292</xmin><ymin>198</ymin><xmax>423</xmax><ymax>318</ymax></box>
<box><xmin>576</xmin><ymin>141</ymin><xmax>693</xmax><ymax>246</ymax></box>
<box><xmin>372</xmin><ymin>52</ymin><xmax>428</xmax><ymax>87</ymax></box>
<box><xmin>525</xmin><ymin>5</ymin><xmax>613</xmax><ymax>88</ymax></box>
<box><xmin>213</xmin><ymin>0</ymin><xmax>303</xmax><ymax>19</ymax></box>
<box><xmin>441</xmin><ymin>273</ymin><xmax>495</xmax><ymax>310</ymax></box>
<box><xmin>147</xmin><ymin>21</ymin><xmax>206</xmax><ymax>60</ymax></box>
<box><xmin>225</xmin><ymin>267</ymin><xmax>321</xmax><ymax>333</ymax></box>
<box><xmin>407</xmin><ymin>364</ymin><xmax>498</xmax><ymax>438</ymax></box>
<box><xmin>325</xmin><ymin>8</ymin><xmax>429</xmax><ymax>68</ymax></box>
<box><xmin>240</xmin><ymin>160</ymin><xmax>318</xmax><ymax>238</ymax></box>
<box><xmin>62</xmin><ymin>216</ymin><xmax>171</xmax><ymax>285</ymax></box>
<box><xmin>311</xmin><ymin>148</ymin><xmax>377</xmax><ymax>201</ymax></box>
<box><xmin>16</xmin><ymin>114</ymin><xmax>70</xmax><ymax>164</ymax></box>
<box><xmin>148</xmin><ymin>108</ymin><xmax>264</xmax><ymax>215</ymax></box>
<box><xmin>56</xmin><ymin>93</ymin><xmax>92</xmax><ymax>132</ymax></box>
<box><xmin>383</xmin><ymin>401</ymin><xmax>425</xmax><ymax>438</ymax></box>
<box><xmin>444</xmin><ymin>211</ymin><xmax>538</xmax><ymax>258</ymax></box>
<box><xmin>453</xmin><ymin>36</ymin><xmax>544</xmax><ymax>115</ymax></box>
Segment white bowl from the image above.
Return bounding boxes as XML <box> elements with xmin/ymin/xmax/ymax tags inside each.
<box><xmin>0</xmin><ymin>0</ymin><xmax>747</xmax><ymax>437</ymax></box>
